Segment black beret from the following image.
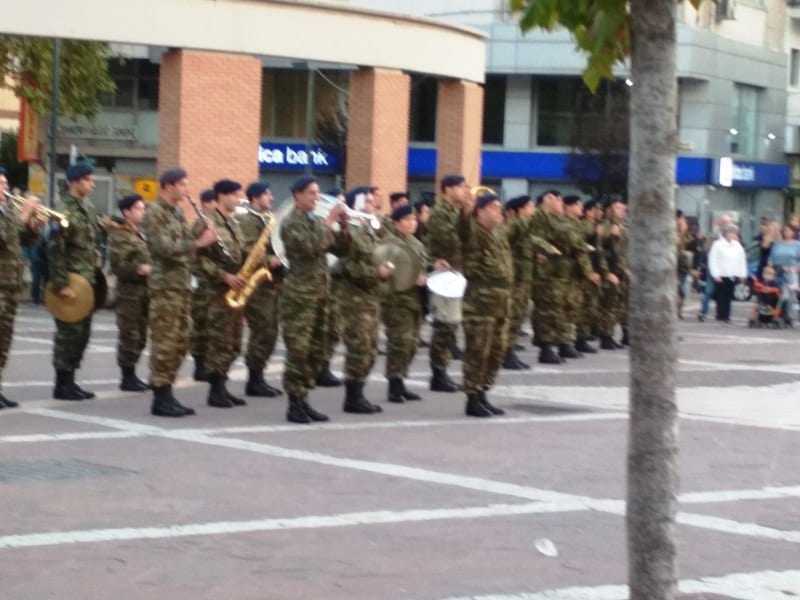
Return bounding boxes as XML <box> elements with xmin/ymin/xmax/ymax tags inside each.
<box><xmin>440</xmin><ymin>175</ymin><xmax>465</xmax><ymax>192</ymax></box>
<box><xmin>604</xmin><ymin>195</ymin><xmax>626</xmax><ymax>208</ymax></box>
<box><xmin>213</xmin><ymin>179</ymin><xmax>242</xmax><ymax>197</ymax></box>
<box><xmin>66</xmin><ymin>162</ymin><xmax>94</xmax><ymax>182</ymax></box>
<box><xmin>0</xmin><ymin>166</ymin><xmax>7</xmax><ymax>176</ymax></box>
<box><xmin>391</xmin><ymin>204</ymin><xmax>414</xmax><ymax>221</ymax></box>
<box><xmin>563</xmin><ymin>195</ymin><xmax>582</xmax><ymax>206</ymax></box>
<box><xmin>200</xmin><ymin>189</ymin><xmax>216</xmax><ymax>203</ymax></box>
<box><xmin>159</xmin><ymin>167</ymin><xmax>187</xmax><ymax>188</ymax></box>
<box><xmin>118</xmin><ymin>194</ymin><xmax>143</xmax><ymax>212</ymax></box>
<box><xmin>475</xmin><ymin>191</ymin><xmax>500</xmax><ymax>211</ymax></box>
<box><xmin>583</xmin><ymin>199</ymin><xmax>598</xmax><ymax>212</ymax></box>
<box><xmin>676</xmin><ymin>209</ymin><xmax>684</xmax><ymax>218</ymax></box>
<box><xmin>345</xmin><ymin>186</ymin><xmax>370</xmax><ymax>209</ymax></box>
<box><xmin>291</xmin><ymin>175</ymin><xmax>317</xmax><ymax>194</ymax></box>
<box><xmin>246</xmin><ymin>181</ymin><xmax>270</xmax><ymax>200</ymax></box>
<box><xmin>389</xmin><ymin>192</ymin><xmax>409</xmax><ymax>205</ymax></box>
<box><xmin>505</xmin><ymin>195</ymin><xmax>532</xmax><ymax>211</ymax></box>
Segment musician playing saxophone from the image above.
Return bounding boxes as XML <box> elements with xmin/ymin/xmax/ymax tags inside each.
<box><xmin>237</xmin><ymin>181</ymin><xmax>283</xmax><ymax>398</ymax></box>
<box><xmin>199</xmin><ymin>179</ymin><xmax>246</xmax><ymax>409</ymax></box>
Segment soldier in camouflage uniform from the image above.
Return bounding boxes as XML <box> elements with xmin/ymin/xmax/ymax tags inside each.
<box><xmin>238</xmin><ymin>181</ymin><xmax>283</xmax><ymax>398</ymax></box>
<box><xmin>48</xmin><ymin>163</ymin><xmax>103</xmax><ymax>401</ymax></box>
<box><xmin>382</xmin><ymin>205</ymin><xmax>429</xmax><ymax>404</ymax></box>
<box><xmin>458</xmin><ymin>190</ymin><xmax>514</xmax><ymax>417</ymax></box>
<box><xmin>107</xmin><ymin>194</ymin><xmax>151</xmax><ymax>392</ymax></box>
<box><xmin>598</xmin><ymin>197</ymin><xmax>630</xmax><ymax>349</ymax></box>
<box><xmin>143</xmin><ymin>168</ymin><xmax>219</xmax><ymax>417</ymax></box>
<box><xmin>280</xmin><ymin>176</ymin><xmax>349</xmax><ymax>424</ymax></box>
<box><xmin>563</xmin><ymin>195</ymin><xmax>602</xmax><ymax>354</ymax></box>
<box><xmin>581</xmin><ymin>199</ymin><xmax>610</xmax><ymax>348</ymax></box>
<box><xmin>425</xmin><ymin>174</ymin><xmax>470</xmax><ymax>392</ymax></box>
<box><xmin>197</xmin><ymin>180</ymin><xmax>247</xmax><ymax>409</ymax></box>
<box><xmin>0</xmin><ymin>170</ymin><xmax>42</xmax><ymax>409</ymax></box>
<box><xmin>189</xmin><ymin>189</ymin><xmax>216</xmax><ymax>381</ymax></box>
<box><xmin>502</xmin><ymin>195</ymin><xmax>535</xmax><ymax>371</ymax></box>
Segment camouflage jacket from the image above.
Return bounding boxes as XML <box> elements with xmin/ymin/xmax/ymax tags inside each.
<box><xmin>564</xmin><ymin>216</ymin><xmax>595</xmax><ymax>280</ymax></box>
<box><xmin>142</xmin><ymin>197</ymin><xmax>197</xmax><ymax>292</ymax></box>
<box><xmin>529</xmin><ymin>210</ymin><xmax>586</xmax><ymax>281</ymax></box>
<box><xmin>583</xmin><ymin>219</ymin><xmax>608</xmax><ymax>276</ymax></box>
<box><xmin>236</xmin><ymin>208</ymin><xmax>282</xmax><ymax>286</ymax></box>
<box><xmin>48</xmin><ymin>194</ymin><xmax>102</xmax><ymax>290</ymax></box>
<box><xmin>426</xmin><ymin>197</ymin><xmax>462</xmax><ymax>270</ymax></box>
<box><xmin>601</xmin><ymin>217</ymin><xmax>629</xmax><ymax>277</ymax></box>
<box><xmin>458</xmin><ymin>212</ymin><xmax>514</xmax><ymax>290</ymax></box>
<box><xmin>505</xmin><ymin>216</ymin><xmax>535</xmax><ymax>285</ymax></box>
<box><xmin>339</xmin><ymin>222</ymin><xmax>383</xmax><ymax>295</ymax></box>
<box><xmin>0</xmin><ymin>202</ymin><xmax>37</xmax><ymax>291</ymax></box>
<box><xmin>198</xmin><ymin>208</ymin><xmax>245</xmax><ymax>290</ymax></box>
<box><xmin>280</xmin><ymin>208</ymin><xmax>348</xmax><ymax>297</ymax></box>
<box><xmin>107</xmin><ymin>217</ymin><xmax>150</xmax><ymax>287</ymax></box>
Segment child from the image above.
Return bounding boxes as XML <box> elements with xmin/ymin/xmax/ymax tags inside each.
<box><xmin>749</xmin><ymin>265</ymin><xmax>781</xmax><ymax>327</ymax></box>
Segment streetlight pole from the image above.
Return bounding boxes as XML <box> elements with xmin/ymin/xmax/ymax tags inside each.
<box><xmin>47</xmin><ymin>38</ymin><xmax>62</xmax><ymax>208</ymax></box>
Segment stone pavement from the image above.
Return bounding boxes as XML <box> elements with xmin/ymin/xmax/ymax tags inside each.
<box><xmin>0</xmin><ymin>302</ymin><xmax>798</xmax><ymax>599</ymax></box>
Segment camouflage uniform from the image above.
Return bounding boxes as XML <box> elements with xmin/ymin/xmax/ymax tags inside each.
<box><xmin>504</xmin><ymin>215</ymin><xmax>535</xmax><ymax>345</ymax></box>
<box><xmin>279</xmin><ymin>209</ymin><xmax>347</xmax><ymax>399</ymax></box>
<box><xmin>47</xmin><ymin>194</ymin><xmax>101</xmax><ymax>371</ymax></box>
<box><xmin>142</xmin><ymin>197</ymin><xmax>196</xmax><ymax>387</ymax></box>
<box><xmin>580</xmin><ymin>219</ymin><xmax>608</xmax><ymax>339</ymax></box>
<box><xmin>425</xmin><ymin>197</ymin><xmax>462</xmax><ymax>368</ymax></box>
<box><xmin>197</xmin><ymin>209</ymin><xmax>245</xmax><ymax>377</ymax></box>
<box><xmin>563</xmin><ymin>216</ymin><xmax>595</xmax><ymax>341</ymax></box>
<box><xmin>236</xmin><ymin>208</ymin><xmax>280</xmax><ymax>374</ymax></box>
<box><xmin>458</xmin><ymin>212</ymin><xmax>514</xmax><ymax>394</ymax></box>
<box><xmin>0</xmin><ymin>203</ymin><xmax>36</xmax><ymax>389</ymax></box>
<box><xmin>598</xmin><ymin>218</ymin><xmax>630</xmax><ymax>337</ymax></box>
<box><xmin>382</xmin><ymin>233</ymin><xmax>430</xmax><ymax>378</ymax></box>
<box><xmin>107</xmin><ymin>218</ymin><xmax>150</xmax><ymax>369</ymax></box>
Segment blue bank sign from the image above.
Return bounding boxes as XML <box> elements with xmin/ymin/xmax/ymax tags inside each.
<box><xmin>258</xmin><ymin>142</ymin><xmax>340</xmax><ymax>173</ymax></box>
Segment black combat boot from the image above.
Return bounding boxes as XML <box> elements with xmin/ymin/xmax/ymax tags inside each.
<box><xmin>245</xmin><ymin>369</ymin><xmax>279</xmax><ymax>397</ymax></box>
<box><xmin>0</xmin><ymin>392</ymin><xmax>18</xmax><ymax>408</ymax></box>
<box><xmin>430</xmin><ymin>364</ymin><xmax>459</xmax><ymax>392</ymax></box>
<box><xmin>465</xmin><ymin>392</ymin><xmax>492</xmax><ymax>418</ymax></box>
<box><xmin>479</xmin><ymin>390</ymin><xmax>505</xmax><ymax>416</ymax></box>
<box><xmin>225</xmin><ymin>382</ymin><xmax>247</xmax><ymax>407</ymax></box>
<box><xmin>621</xmin><ymin>327</ymin><xmax>630</xmax><ymax>347</ymax></box>
<box><xmin>53</xmin><ymin>370</ymin><xmax>84</xmax><ymax>401</ymax></box>
<box><xmin>287</xmin><ymin>394</ymin><xmax>312</xmax><ymax>424</ymax></box>
<box><xmin>400</xmin><ymin>379</ymin><xmax>422</xmax><ymax>401</ymax></box>
<box><xmin>387</xmin><ymin>377</ymin><xmax>405</xmax><ymax>403</ymax></box>
<box><xmin>448</xmin><ymin>339</ymin><xmax>464</xmax><ymax>361</ymax></box>
<box><xmin>599</xmin><ymin>335</ymin><xmax>618</xmax><ymax>350</ymax></box>
<box><xmin>300</xmin><ymin>398</ymin><xmax>330</xmax><ymax>422</ymax></box>
<box><xmin>343</xmin><ymin>380</ymin><xmax>380</xmax><ymax>414</ymax></box>
<box><xmin>192</xmin><ymin>356</ymin><xmax>209</xmax><ymax>382</ymax></box>
<box><xmin>502</xmin><ymin>349</ymin><xmax>530</xmax><ymax>370</ymax></box>
<box><xmin>207</xmin><ymin>374</ymin><xmax>233</xmax><ymax>408</ymax></box>
<box><xmin>574</xmin><ymin>338</ymin><xmax>598</xmax><ymax>354</ymax></box>
<box><xmin>559</xmin><ymin>343</ymin><xmax>582</xmax><ymax>359</ymax></box>
<box><xmin>120</xmin><ymin>366</ymin><xmax>149</xmax><ymax>392</ymax></box>
<box><xmin>316</xmin><ymin>362</ymin><xmax>342</xmax><ymax>387</ymax></box>
<box><xmin>151</xmin><ymin>385</ymin><xmax>190</xmax><ymax>417</ymax></box>
<box><xmin>538</xmin><ymin>345</ymin><xmax>562</xmax><ymax>365</ymax></box>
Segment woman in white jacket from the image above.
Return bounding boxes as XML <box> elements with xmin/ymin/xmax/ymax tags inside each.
<box><xmin>708</xmin><ymin>224</ymin><xmax>748</xmax><ymax>322</ymax></box>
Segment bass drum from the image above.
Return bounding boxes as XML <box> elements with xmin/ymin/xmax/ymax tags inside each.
<box><xmin>427</xmin><ymin>270</ymin><xmax>467</xmax><ymax>325</ymax></box>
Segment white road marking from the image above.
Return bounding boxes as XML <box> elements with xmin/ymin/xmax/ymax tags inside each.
<box><xmin>0</xmin><ymin>431</ymin><xmax>142</xmax><ymax>443</ymax></box>
<box><xmin>1</xmin><ymin>378</ymin><xmax>120</xmax><ymax>389</ymax></box>
<box><xmin>680</xmin><ymin>485</ymin><xmax>800</xmax><ymax>504</ymax></box>
<box><xmin>440</xmin><ymin>569</ymin><xmax>800</xmax><ymax>600</ymax></box>
<box><xmin>0</xmin><ymin>500</ymin><xmax>586</xmax><ymax>550</ymax></box>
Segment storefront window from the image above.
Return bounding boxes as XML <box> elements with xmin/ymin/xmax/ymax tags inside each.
<box><xmin>410</xmin><ymin>76</ymin><xmax>437</xmax><ymax>143</ymax></box>
<box><xmin>731</xmin><ymin>83</ymin><xmax>761</xmax><ymax>157</ymax></box>
<box><xmin>482</xmin><ymin>75</ymin><xmax>506</xmax><ymax>145</ymax></box>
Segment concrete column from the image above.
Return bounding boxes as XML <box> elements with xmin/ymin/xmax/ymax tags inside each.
<box><xmin>345</xmin><ymin>67</ymin><xmax>410</xmax><ymax>199</ymax></box>
<box><xmin>435</xmin><ymin>79</ymin><xmax>484</xmax><ymax>186</ymax></box>
<box><xmin>158</xmin><ymin>49</ymin><xmax>262</xmax><ymax>192</ymax></box>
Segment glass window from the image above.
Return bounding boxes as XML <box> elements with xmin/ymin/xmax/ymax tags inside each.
<box><xmin>100</xmin><ymin>59</ymin><xmax>159</xmax><ymax>110</ymax></box>
<box><xmin>482</xmin><ymin>75</ymin><xmax>506</xmax><ymax>145</ymax></box>
<box><xmin>731</xmin><ymin>84</ymin><xmax>760</xmax><ymax>157</ymax></box>
<box><xmin>409</xmin><ymin>76</ymin><xmax>437</xmax><ymax>143</ymax></box>
<box><xmin>791</xmin><ymin>49</ymin><xmax>800</xmax><ymax>88</ymax></box>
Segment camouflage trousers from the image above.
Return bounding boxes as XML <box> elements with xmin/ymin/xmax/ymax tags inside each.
<box><xmin>116</xmin><ymin>283</ymin><xmax>149</xmax><ymax>369</ymax></box>
<box><xmin>244</xmin><ymin>285</ymin><xmax>279</xmax><ymax>372</ymax></box>
<box><xmin>280</xmin><ymin>289</ymin><xmax>329</xmax><ymax>399</ymax></box>
<box><xmin>577</xmin><ymin>280</ymin><xmax>600</xmax><ymax>340</ymax></box>
<box><xmin>205</xmin><ymin>287</ymin><xmax>243</xmax><ymax>377</ymax></box>
<box><xmin>429</xmin><ymin>320</ymin><xmax>457</xmax><ymax>369</ymax></box>
<box><xmin>562</xmin><ymin>278</ymin><xmax>584</xmax><ymax>343</ymax></box>
<box><xmin>462</xmin><ymin>287</ymin><xmax>511</xmax><ymax>394</ymax></box>
<box><xmin>382</xmin><ymin>290</ymin><xmax>422</xmax><ymax>378</ymax></box>
<box><xmin>598</xmin><ymin>278</ymin><xmax>629</xmax><ymax>336</ymax></box>
<box><xmin>341</xmin><ymin>286</ymin><xmax>379</xmax><ymax>381</ymax></box>
<box><xmin>0</xmin><ymin>288</ymin><xmax>20</xmax><ymax>386</ymax></box>
<box><xmin>53</xmin><ymin>314</ymin><xmax>93</xmax><ymax>371</ymax></box>
<box><xmin>321</xmin><ymin>277</ymin><xmax>343</xmax><ymax>363</ymax></box>
<box><xmin>148</xmin><ymin>289</ymin><xmax>191</xmax><ymax>387</ymax></box>
<box><xmin>530</xmin><ymin>278</ymin><xmax>571</xmax><ymax>346</ymax></box>
<box><xmin>509</xmin><ymin>280</ymin><xmax>532</xmax><ymax>345</ymax></box>
<box><xmin>190</xmin><ymin>286</ymin><xmax>211</xmax><ymax>360</ymax></box>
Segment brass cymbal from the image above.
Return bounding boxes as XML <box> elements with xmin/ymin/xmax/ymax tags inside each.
<box><xmin>44</xmin><ymin>273</ymin><xmax>95</xmax><ymax>323</ymax></box>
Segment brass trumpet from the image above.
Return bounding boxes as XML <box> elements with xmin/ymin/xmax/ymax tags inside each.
<box><xmin>471</xmin><ymin>185</ymin><xmax>497</xmax><ymax>198</ymax></box>
<box><xmin>4</xmin><ymin>190</ymin><xmax>69</xmax><ymax>228</ymax></box>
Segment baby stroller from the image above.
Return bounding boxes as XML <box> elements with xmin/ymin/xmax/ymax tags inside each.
<box><xmin>776</xmin><ymin>265</ymin><xmax>800</xmax><ymax>327</ymax></box>
<box><xmin>748</xmin><ymin>277</ymin><xmax>784</xmax><ymax>328</ymax></box>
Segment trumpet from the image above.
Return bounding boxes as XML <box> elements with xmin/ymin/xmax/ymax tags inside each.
<box><xmin>317</xmin><ymin>195</ymin><xmax>381</xmax><ymax>230</ymax></box>
<box><xmin>471</xmin><ymin>185</ymin><xmax>497</xmax><ymax>199</ymax></box>
<box><xmin>4</xmin><ymin>190</ymin><xmax>69</xmax><ymax>228</ymax></box>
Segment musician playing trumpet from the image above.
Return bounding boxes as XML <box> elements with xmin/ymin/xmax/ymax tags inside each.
<box><xmin>0</xmin><ymin>167</ymin><xmax>44</xmax><ymax>409</ymax></box>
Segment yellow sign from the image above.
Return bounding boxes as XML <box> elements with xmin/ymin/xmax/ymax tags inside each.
<box><xmin>28</xmin><ymin>163</ymin><xmax>46</xmax><ymax>196</ymax></box>
<box><xmin>134</xmin><ymin>178</ymin><xmax>158</xmax><ymax>202</ymax></box>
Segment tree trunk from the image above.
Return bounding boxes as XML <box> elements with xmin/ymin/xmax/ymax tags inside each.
<box><xmin>627</xmin><ymin>1</ymin><xmax>680</xmax><ymax>599</ymax></box>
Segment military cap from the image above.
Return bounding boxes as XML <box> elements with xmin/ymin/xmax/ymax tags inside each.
<box><xmin>389</xmin><ymin>192</ymin><xmax>409</xmax><ymax>205</ymax></box>
<box><xmin>66</xmin><ymin>162</ymin><xmax>94</xmax><ymax>182</ymax></box>
<box><xmin>475</xmin><ymin>191</ymin><xmax>500</xmax><ymax>210</ymax></box>
<box><xmin>563</xmin><ymin>195</ymin><xmax>582</xmax><ymax>206</ymax></box>
<box><xmin>505</xmin><ymin>195</ymin><xmax>532</xmax><ymax>211</ymax></box>
<box><xmin>159</xmin><ymin>167</ymin><xmax>187</xmax><ymax>188</ymax></box>
<box><xmin>391</xmin><ymin>204</ymin><xmax>414</xmax><ymax>221</ymax></box>
<box><xmin>345</xmin><ymin>186</ymin><xmax>370</xmax><ymax>210</ymax></box>
<box><xmin>246</xmin><ymin>181</ymin><xmax>270</xmax><ymax>200</ymax></box>
<box><xmin>200</xmin><ymin>189</ymin><xmax>216</xmax><ymax>203</ymax></box>
<box><xmin>213</xmin><ymin>179</ymin><xmax>242</xmax><ymax>197</ymax></box>
<box><xmin>440</xmin><ymin>174</ymin><xmax>465</xmax><ymax>192</ymax></box>
<box><xmin>583</xmin><ymin>199</ymin><xmax>599</xmax><ymax>212</ymax></box>
<box><xmin>118</xmin><ymin>193</ymin><xmax>143</xmax><ymax>212</ymax></box>
<box><xmin>290</xmin><ymin>175</ymin><xmax>317</xmax><ymax>194</ymax></box>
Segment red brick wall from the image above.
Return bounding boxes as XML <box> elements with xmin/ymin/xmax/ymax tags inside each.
<box><xmin>157</xmin><ymin>50</ymin><xmax>262</xmax><ymax>194</ymax></box>
<box><xmin>435</xmin><ymin>80</ymin><xmax>484</xmax><ymax>188</ymax></box>
<box><xmin>345</xmin><ymin>68</ymin><xmax>410</xmax><ymax>210</ymax></box>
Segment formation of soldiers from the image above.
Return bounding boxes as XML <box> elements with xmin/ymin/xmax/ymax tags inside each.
<box><xmin>0</xmin><ymin>163</ymin><xmax>631</xmax><ymax>422</ymax></box>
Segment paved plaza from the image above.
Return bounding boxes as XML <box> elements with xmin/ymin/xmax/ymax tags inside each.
<box><xmin>1</xmin><ymin>302</ymin><xmax>799</xmax><ymax>599</ymax></box>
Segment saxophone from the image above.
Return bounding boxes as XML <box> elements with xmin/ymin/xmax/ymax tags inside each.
<box><xmin>225</xmin><ymin>212</ymin><xmax>276</xmax><ymax>309</ymax></box>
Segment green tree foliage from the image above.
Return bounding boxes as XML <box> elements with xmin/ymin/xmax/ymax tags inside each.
<box><xmin>0</xmin><ymin>36</ymin><xmax>115</xmax><ymax>118</ymax></box>
<box><xmin>0</xmin><ymin>130</ymin><xmax>27</xmax><ymax>188</ymax></box>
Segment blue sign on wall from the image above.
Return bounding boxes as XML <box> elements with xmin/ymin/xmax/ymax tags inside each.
<box><xmin>258</xmin><ymin>142</ymin><xmax>340</xmax><ymax>173</ymax></box>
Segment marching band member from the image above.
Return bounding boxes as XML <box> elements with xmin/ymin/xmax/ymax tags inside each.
<box><xmin>107</xmin><ymin>194</ymin><xmax>151</xmax><ymax>392</ymax></box>
<box><xmin>190</xmin><ymin>189</ymin><xmax>217</xmax><ymax>382</ymax></box>
<box><xmin>143</xmin><ymin>168</ymin><xmax>218</xmax><ymax>417</ymax></box>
